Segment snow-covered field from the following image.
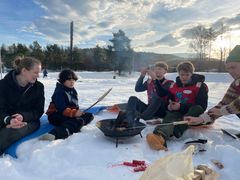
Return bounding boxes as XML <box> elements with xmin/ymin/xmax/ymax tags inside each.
<box><xmin>1</xmin><ymin>71</ymin><xmax>240</xmax><ymax>180</ymax></box>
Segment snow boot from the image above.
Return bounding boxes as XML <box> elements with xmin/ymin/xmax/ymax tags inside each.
<box><xmin>114</xmin><ymin>111</ymin><xmax>127</xmax><ymax>128</ymax></box>
<box><xmin>125</xmin><ymin>110</ymin><xmax>142</xmax><ymax>128</ymax></box>
<box><xmin>146</xmin><ymin>133</ymin><xmax>167</xmax><ymax>151</ymax></box>
<box><xmin>77</xmin><ymin>113</ymin><xmax>94</xmax><ymax>126</ymax></box>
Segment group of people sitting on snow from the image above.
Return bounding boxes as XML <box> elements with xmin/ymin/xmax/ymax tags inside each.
<box><xmin>0</xmin><ymin>45</ymin><xmax>240</xmax><ymax>156</ymax></box>
<box><xmin>0</xmin><ymin>57</ymin><xmax>94</xmax><ymax>155</ymax></box>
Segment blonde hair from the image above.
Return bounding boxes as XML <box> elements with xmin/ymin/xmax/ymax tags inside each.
<box><xmin>176</xmin><ymin>61</ymin><xmax>195</xmax><ymax>73</ymax></box>
<box><xmin>154</xmin><ymin>61</ymin><xmax>168</xmax><ymax>71</ymax></box>
<box><xmin>13</xmin><ymin>56</ymin><xmax>41</xmax><ymax>74</ymax></box>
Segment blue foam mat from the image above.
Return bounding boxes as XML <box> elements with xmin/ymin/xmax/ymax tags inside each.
<box><xmin>4</xmin><ymin>106</ymin><xmax>107</xmax><ymax>158</ymax></box>
<box><xmin>84</xmin><ymin>106</ymin><xmax>107</xmax><ymax>114</ymax></box>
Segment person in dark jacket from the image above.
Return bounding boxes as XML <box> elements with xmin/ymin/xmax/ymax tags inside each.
<box><xmin>40</xmin><ymin>69</ymin><xmax>93</xmax><ymax>141</ymax></box>
<box><xmin>0</xmin><ymin>57</ymin><xmax>44</xmax><ymax>155</ymax></box>
<box><xmin>146</xmin><ymin>61</ymin><xmax>209</xmax><ymax>151</ymax></box>
<box><xmin>115</xmin><ymin>62</ymin><xmax>173</xmax><ymax>127</ymax></box>
<box><xmin>43</xmin><ymin>68</ymin><xmax>48</xmax><ymax>78</ymax></box>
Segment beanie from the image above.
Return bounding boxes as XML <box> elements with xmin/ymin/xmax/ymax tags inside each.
<box><xmin>226</xmin><ymin>45</ymin><xmax>240</xmax><ymax>63</ymax></box>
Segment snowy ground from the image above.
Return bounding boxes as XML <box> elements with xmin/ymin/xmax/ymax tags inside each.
<box><xmin>1</xmin><ymin>71</ymin><xmax>240</xmax><ymax>180</ymax></box>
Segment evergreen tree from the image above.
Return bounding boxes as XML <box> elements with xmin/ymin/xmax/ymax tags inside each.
<box><xmin>29</xmin><ymin>41</ymin><xmax>45</xmax><ymax>65</ymax></box>
<box><xmin>109</xmin><ymin>30</ymin><xmax>133</xmax><ymax>75</ymax></box>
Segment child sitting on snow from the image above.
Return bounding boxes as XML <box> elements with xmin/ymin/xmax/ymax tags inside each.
<box><xmin>114</xmin><ymin>62</ymin><xmax>173</xmax><ymax>128</ymax></box>
<box><xmin>39</xmin><ymin>69</ymin><xmax>94</xmax><ymax>141</ymax></box>
<box><xmin>146</xmin><ymin>61</ymin><xmax>209</xmax><ymax>150</ymax></box>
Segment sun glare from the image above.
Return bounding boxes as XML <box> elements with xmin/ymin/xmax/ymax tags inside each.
<box><xmin>214</xmin><ymin>36</ymin><xmax>230</xmax><ymax>49</ymax></box>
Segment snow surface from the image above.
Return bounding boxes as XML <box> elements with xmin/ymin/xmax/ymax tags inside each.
<box><xmin>1</xmin><ymin>71</ymin><xmax>240</xmax><ymax>180</ymax></box>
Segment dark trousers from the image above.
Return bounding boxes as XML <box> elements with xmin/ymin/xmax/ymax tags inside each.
<box><xmin>0</xmin><ymin>121</ymin><xmax>40</xmax><ymax>155</ymax></box>
<box><xmin>48</xmin><ymin>113</ymin><xmax>93</xmax><ymax>139</ymax></box>
<box><xmin>126</xmin><ymin>96</ymin><xmax>167</xmax><ymax>120</ymax></box>
<box><xmin>154</xmin><ymin>105</ymin><xmax>205</xmax><ymax>139</ymax></box>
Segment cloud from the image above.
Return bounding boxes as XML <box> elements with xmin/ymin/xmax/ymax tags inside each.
<box><xmin>157</xmin><ymin>34</ymin><xmax>180</xmax><ymax>46</ymax></box>
<box><xmin>179</xmin><ymin>13</ymin><xmax>240</xmax><ymax>40</ymax></box>
<box><xmin>145</xmin><ymin>34</ymin><xmax>180</xmax><ymax>47</ymax></box>
<box><xmin>23</xmin><ymin>0</ymin><xmax>215</xmax><ymax>47</ymax></box>
<box><xmin>211</xmin><ymin>13</ymin><xmax>240</xmax><ymax>32</ymax></box>
<box><xmin>137</xmin><ymin>11</ymin><xmax>240</xmax><ymax>51</ymax></box>
<box><xmin>2</xmin><ymin>0</ymin><xmax>240</xmax><ymax>54</ymax></box>
<box><xmin>132</xmin><ymin>31</ymin><xmax>156</xmax><ymax>41</ymax></box>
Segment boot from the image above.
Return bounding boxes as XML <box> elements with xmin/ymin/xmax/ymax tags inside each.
<box><xmin>81</xmin><ymin>113</ymin><xmax>94</xmax><ymax>126</ymax></box>
<box><xmin>125</xmin><ymin>110</ymin><xmax>135</xmax><ymax>127</ymax></box>
<box><xmin>115</xmin><ymin>111</ymin><xmax>127</xmax><ymax>128</ymax></box>
<box><xmin>125</xmin><ymin>110</ymin><xmax>142</xmax><ymax>128</ymax></box>
<box><xmin>146</xmin><ymin>133</ymin><xmax>167</xmax><ymax>151</ymax></box>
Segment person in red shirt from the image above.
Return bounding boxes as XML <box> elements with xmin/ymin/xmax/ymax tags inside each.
<box><xmin>115</xmin><ymin>62</ymin><xmax>173</xmax><ymax>127</ymax></box>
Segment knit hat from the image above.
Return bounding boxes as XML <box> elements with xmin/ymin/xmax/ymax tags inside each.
<box><xmin>226</xmin><ymin>45</ymin><xmax>240</xmax><ymax>63</ymax></box>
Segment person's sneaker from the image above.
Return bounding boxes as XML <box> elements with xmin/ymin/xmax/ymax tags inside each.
<box><xmin>39</xmin><ymin>133</ymin><xmax>56</xmax><ymax>141</ymax></box>
<box><xmin>146</xmin><ymin>133</ymin><xmax>167</xmax><ymax>151</ymax></box>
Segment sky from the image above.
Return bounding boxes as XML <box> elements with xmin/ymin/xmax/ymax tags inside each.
<box><xmin>1</xmin><ymin>0</ymin><xmax>240</xmax><ymax>54</ymax></box>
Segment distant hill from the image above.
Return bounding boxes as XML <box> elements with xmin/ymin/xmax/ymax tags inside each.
<box><xmin>133</xmin><ymin>52</ymin><xmax>185</xmax><ymax>71</ymax></box>
<box><xmin>132</xmin><ymin>51</ymin><xmax>224</xmax><ymax>72</ymax></box>
<box><xmin>173</xmin><ymin>53</ymin><xmax>197</xmax><ymax>59</ymax></box>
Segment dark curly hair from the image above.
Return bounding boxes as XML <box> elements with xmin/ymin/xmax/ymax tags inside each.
<box><xmin>58</xmin><ymin>69</ymin><xmax>78</xmax><ymax>84</ymax></box>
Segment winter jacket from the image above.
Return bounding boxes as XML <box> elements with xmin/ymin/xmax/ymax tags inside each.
<box><xmin>0</xmin><ymin>70</ymin><xmax>44</xmax><ymax>127</ymax></box>
<box><xmin>200</xmin><ymin>78</ymin><xmax>240</xmax><ymax>124</ymax></box>
<box><xmin>46</xmin><ymin>82</ymin><xmax>79</xmax><ymax>118</ymax></box>
<box><xmin>155</xmin><ymin>74</ymin><xmax>208</xmax><ymax>114</ymax></box>
<box><xmin>135</xmin><ymin>75</ymin><xmax>173</xmax><ymax>104</ymax></box>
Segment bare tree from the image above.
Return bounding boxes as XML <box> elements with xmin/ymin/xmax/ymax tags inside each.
<box><xmin>189</xmin><ymin>25</ymin><xmax>218</xmax><ymax>61</ymax></box>
<box><xmin>206</xmin><ymin>27</ymin><xmax>218</xmax><ymax>61</ymax></box>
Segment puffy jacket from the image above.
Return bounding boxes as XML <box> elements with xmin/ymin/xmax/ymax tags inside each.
<box><xmin>0</xmin><ymin>70</ymin><xmax>44</xmax><ymax>126</ymax></box>
<box><xmin>46</xmin><ymin>82</ymin><xmax>79</xmax><ymax>118</ymax></box>
<box><xmin>155</xmin><ymin>74</ymin><xmax>208</xmax><ymax>114</ymax></box>
<box><xmin>135</xmin><ymin>75</ymin><xmax>173</xmax><ymax>104</ymax></box>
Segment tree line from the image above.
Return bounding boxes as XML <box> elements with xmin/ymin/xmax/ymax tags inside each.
<box><xmin>0</xmin><ymin>30</ymin><xmax>134</xmax><ymax>75</ymax></box>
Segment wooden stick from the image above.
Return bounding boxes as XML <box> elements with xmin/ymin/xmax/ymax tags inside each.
<box><xmin>84</xmin><ymin>88</ymin><xmax>112</xmax><ymax>112</ymax></box>
<box><xmin>146</xmin><ymin>119</ymin><xmax>188</xmax><ymax>126</ymax></box>
<box><xmin>172</xmin><ymin>121</ymin><xmax>189</xmax><ymax>125</ymax></box>
<box><xmin>113</xmin><ymin>120</ymin><xmax>188</xmax><ymax>131</ymax></box>
<box><xmin>145</xmin><ymin>120</ymin><xmax>188</xmax><ymax>127</ymax></box>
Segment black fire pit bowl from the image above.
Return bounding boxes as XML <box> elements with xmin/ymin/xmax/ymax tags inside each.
<box><xmin>96</xmin><ymin>119</ymin><xmax>146</xmax><ymax>147</ymax></box>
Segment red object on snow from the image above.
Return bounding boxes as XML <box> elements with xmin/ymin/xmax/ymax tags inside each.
<box><xmin>133</xmin><ymin>165</ymin><xmax>147</xmax><ymax>172</ymax></box>
<box><xmin>123</xmin><ymin>160</ymin><xmax>146</xmax><ymax>167</ymax></box>
<box><xmin>123</xmin><ymin>162</ymin><xmax>136</xmax><ymax>167</ymax></box>
<box><xmin>132</xmin><ymin>160</ymin><xmax>145</xmax><ymax>166</ymax></box>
